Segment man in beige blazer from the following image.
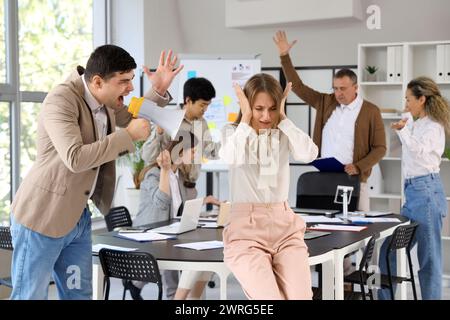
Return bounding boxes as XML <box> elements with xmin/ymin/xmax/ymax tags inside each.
<box><xmin>9</xmin><ymin>45</ymin><xmax>182</xmax><ymax>299</ymax></box>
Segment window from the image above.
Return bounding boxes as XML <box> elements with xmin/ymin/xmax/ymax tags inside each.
<box><xmin>20</xmin><ymin>102</ymin><xmax>39</xmax><ymax>179</ymax></box>
<box><xmin>19</xmin><ymin>0</ymin><xmax>93</xmax><ymax>92</ymax></box>
<box><xmin>1</xmin><ymin>0</ymin><xmax>103</xmax><ymax>225</ymax></box>
<box><xmin>0</xmin><ymin>1</ymin><xmax>6</xmax><ymax>81</ymax></box>
<box><xmin>0</xmin><ymin>102</ymin><xmax>10</xmax><ymax>225</ymax></box>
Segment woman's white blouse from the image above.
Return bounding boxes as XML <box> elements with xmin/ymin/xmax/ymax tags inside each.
<box><xmin>219</xmin><ymin>118</ymin><xmax>318</xmax><ymax>203</ymax></box>
<box><xmin>397</xmin><ymin>116</ymin><xmax>445</xmax><ymax>179</ymax></box>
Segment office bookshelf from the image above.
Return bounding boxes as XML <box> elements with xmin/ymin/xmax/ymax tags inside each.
<box><xmin>358</xmin><ymin>41</ymin><xmax>450</xmax><ymax>243</ymax></box>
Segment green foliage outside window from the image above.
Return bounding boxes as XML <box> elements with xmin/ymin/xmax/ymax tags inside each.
<box><xmin>0</xmin><ymin>0</ymin><xmax>94</xmax><ymax>224</ymax></box>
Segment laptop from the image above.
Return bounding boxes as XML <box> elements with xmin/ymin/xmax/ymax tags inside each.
<box><xmin>292</xmin><ymin>207</ymin><xmax>340</xmax><ymax>216</ymax></box>
<box><xmin>151</xmin><ymin>198</ymin><xmax>204</xmax><ymax>234</ymax></box>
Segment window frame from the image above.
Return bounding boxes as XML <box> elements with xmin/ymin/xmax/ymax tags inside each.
<box><xmin>0</xmin><ymin>0</ymin><xmax>108</xmax><ymax>224</ymax></box>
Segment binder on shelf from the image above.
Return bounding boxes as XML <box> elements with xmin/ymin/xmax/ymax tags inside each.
<box><xmin>367</xmin><ymin>163</ymin><xmax>383</xmax><ymax>195</ymax></box>
<box><xmin>394</xmin><ymin>46</ymin><xmax>403</xmax><ymax>82</ymax></box>
<box><xmin>387</xmin><ymin>46</ymin><xmax>402</xmax><ymax>83</ymax></box>
<box><xmin>437</xmin><ymin>44</ymin><xmax>446</xmax><ymax>82</ymax></box>
<box><xmin>445</xmin><ymin>44</ymin><xmax>450</xmax><ymax>82</ymax></box>
<box><xmin>387</xmin><ymin>46</ymin><xmax>396</xmax><ymax>83</ymax></box>
<box><xmin>309</xmin><ymin>157</ymin><xmax>344</xmax><ymax>172</ymax></box>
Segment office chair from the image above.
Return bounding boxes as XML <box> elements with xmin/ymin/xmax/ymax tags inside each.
<box><xmin>297</xmin><ymin>171</ymin><xmax>360</xmax><ymax>298</ymax></box>
<box><xmin>296</xmin><ymin>171</ymin><xmax>360</xmax><ymax>211</ymax></box>
<box><xmin>105</xmin><ymin>206</ymin><xmax>132</xmax><ymax>232</ymax></box>
<box><xmin>98</xmin><ymin>248</ymin><xmax>163</xmax><ymax>300</ymax></box>
<box><xmin>0</xmin><ymin>226</ymin><xmax>13</xmax><ymax>288</ymax></box>
<box><xmin>344</xmin><ymin>222</ymin><xmax>419</xmax><ymax>300</ymax></box>
<box><xmin>343</xmin><ymin>233</ymin><xmax>379</xmax><ymax>300</ymax></box>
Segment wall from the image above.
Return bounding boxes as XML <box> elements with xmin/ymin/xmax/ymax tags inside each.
<box><xmin>143</xmin><ymin>0</ymin><xmax>450</xmax><ymax>68</ymax></box>
<box><xmin>110</xmin><ymin>0</ymin><xmax>450</xmax><ymax>207</ymax></box>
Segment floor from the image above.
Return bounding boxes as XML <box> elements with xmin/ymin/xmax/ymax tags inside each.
<box><xmin>42</xmin><ymin>272</ymin><xmax>450</xmax><ymax>300</ymax></box>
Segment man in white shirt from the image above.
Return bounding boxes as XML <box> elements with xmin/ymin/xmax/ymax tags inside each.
<box><xmin>274</xmin><ymin>30</ymin><xmax>386</xmax><ymax>213</ymax></box>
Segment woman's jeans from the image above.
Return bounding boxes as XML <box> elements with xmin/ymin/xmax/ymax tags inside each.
<box><xmin>378</xmin><ymin>173</ymin><xmax>447</xmax><ymax>300</ymax></box>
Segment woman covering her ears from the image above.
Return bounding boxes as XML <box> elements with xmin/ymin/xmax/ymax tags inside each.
<box><xmin>219</xmin><ymin>73</ymin><xmax>319</xmax><ymax>299</ymax></box>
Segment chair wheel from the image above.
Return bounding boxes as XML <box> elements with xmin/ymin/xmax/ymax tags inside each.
<box><xmin>207</xmin><ymin>280</ymin><xmax>216</xmax><ymax>288</ymax></box>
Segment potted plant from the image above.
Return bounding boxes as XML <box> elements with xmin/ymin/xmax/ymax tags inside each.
<box><xmin>444</xmin><ymin>147</ymin><xmax>450</xmax><ymax>160</ymax></box>
<box><xmin>365</xmin><ymin>65</ymin><xmax>379</xmax><ymax>82</ymax></box>
<box><xmin>117</xmin><ymin>141</ymin><xmax>145</xmax><ymax>218</ymax></box>
<box><xmin>117</xmin><ymin>140</ymin><xmax>145</xmax><ymax>189</ymax></box>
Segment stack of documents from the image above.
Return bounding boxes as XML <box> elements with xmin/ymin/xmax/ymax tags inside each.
<box><xmin>174</xmin><ymin>240</ymin><xmax>224</xmax><ymax>251</ymax></box>
<box><xmin>299</xmin><ymin>215</ymin><xmax>343</xmax><ymax>224</ymax></box>
<box><xmin>308</xmin><ymin>224</ymin><xmax>367</xmax><ymax>232</ymax></box>
<box><xmin>115</xmin><ymin>231</ymin><xmax>176</xmax><ymax>242</ymax></box>
<box><xmin>92</xmin><ymin>244</ymin><xmax>137</xmax><ymax>253</ymax></box>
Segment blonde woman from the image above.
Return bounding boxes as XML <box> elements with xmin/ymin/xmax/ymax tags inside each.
<box><xmin>219</xmin><ymin>74</ymin><xmax>318</xmax><ymax>299</ymax></box>
<box><xmin>379</xmin><ymin>77</ymin><xmax>450</xmax><ymax>300</ymax></box>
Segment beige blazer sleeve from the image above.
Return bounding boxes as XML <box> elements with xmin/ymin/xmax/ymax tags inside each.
<box><xmin>42</xmin><ymin>98</ymin><xmax>135</xmax><ymax>173</ymax></box>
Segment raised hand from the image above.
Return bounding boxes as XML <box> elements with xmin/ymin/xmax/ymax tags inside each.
<box><xmin>157</xmin><ymin>150</ymin><xmax>172</xmax><ymax>171</ymax></box>
<box><xmin>143</xmin><ymin>50</ymin><xmax>184</xmax><ymax>96</ymax></box>
<box><xmin>273</xmin><ymin>30</ymin><xmax>297</xmax><ymax>56</ymax></box>
<box><xmin>233</xmin><ymin>83</ymin><xmax>252</xmax><ymax>124</ymax></box>
<box><xmin>279</xmin><ymin>82</ymin><xmax>292</xmax><ymax>121</ymax></box>
<box><xmin>391</xmin><ymin>118</ymin><xmax>408</xmax><ymax>130</ymax></box>
<box><xmin>156</xmin><ymin>126</ymin><xmax>164</xmax><ymax>135</ymax></box>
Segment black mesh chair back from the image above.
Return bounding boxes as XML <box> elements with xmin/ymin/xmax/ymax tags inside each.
<box><xmin>358</xmin><ymin>233</ymin><xmax>379</xmax><ymax>272</ymax></box>
<box><xmin>356</xmin><ymin>233</ymin><xmax>379</xmax><ymax>300</ymax></box>
<box><xmin>98</xmin><ymin>248</ymin><xmax>162</xmax><ymax>300</ymax></box>
<box><xmin>296</xmin><ymin>171</ymin><xmax>360</xmax><ymax>211</ymax></box>
<box><xmin>385</xmin><ymin>222</ymin><xmax>419</xmax><ymax>299</ymax></box>
<box><xmin>0</xmin><ymin>226</ymin><xmax>13</xmax><ymax>288</ymax></box>
<box><xmin>105</xmin><ymin>206</ymin><xmax>132</xmax><ymax>232</ymax></box>
<box><xmin>0</xmin><ymin>226</ymin><xmax>13</xmax><ymax>251</ymax></box>
<box><xmin>387</xmin><ymin>222</ymin><xmax>418</xmax><ymax>251</ymax></box>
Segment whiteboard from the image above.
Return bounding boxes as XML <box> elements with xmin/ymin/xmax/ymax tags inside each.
<box><xmin>177</xmin><ymin>59</ymin><xmax>261</xmax><ymax>171</ymax></box>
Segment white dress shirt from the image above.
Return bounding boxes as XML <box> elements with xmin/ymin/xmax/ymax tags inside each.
<box><xmin>219</xmin><ymin>119</ymin><xmax>318</xmax><ymax>203</ymax></box>
<box><xmin>321</xmin><ymin>95</ymin><xmax>363</xmax><ymax>164</ymax></box>
<box><xmin>82</xmin><ymin>75</ymin><xmax>108</xmax><ymax>198</ymax></box>
<box><xmin>169</xmin><ymin>169</ymin><xmax>182</xmax><ymax>218</ymax></box>
<box><xmin>397</xmin><ymin>116</ymin><xmax>445</xmax><ymax>179</ymax></box>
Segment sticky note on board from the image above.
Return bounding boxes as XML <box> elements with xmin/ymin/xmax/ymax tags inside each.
<box><xmin>187</xmin><ymin>71</ymin><xmax>197</xmax><ymax>79</ymax></box>
<box><xmin>208</xmin><ymin>122</ymin><xmax>217</xmax><ymax>129</ymax></box>
<box><xmin>228</xmin><ymin>113</ymin><xmax>238</xmax><ymax>122</ymax></box>
<box><xmin>223</xmin><ymin>95</ymin><xmax>232</xmax><ymax>106</ymax></box>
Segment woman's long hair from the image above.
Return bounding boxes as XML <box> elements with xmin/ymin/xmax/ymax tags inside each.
<box><xmin>138</xmin><ymin>131</ymin><xmax>199</xmax><ymax>185</ymax></box>
<box><xmin>234</xmin><ymin>73</ymin><xmax>284</xmax><ymax>127</ymax></box>
<box><xmin>407</xmin><ymin>77</ymin><xmax>450</xmax><ymax>134</ymax></box>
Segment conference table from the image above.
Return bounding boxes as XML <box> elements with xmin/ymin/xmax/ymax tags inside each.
<box><xmin>92</xmin><ymin>215</ymin><xmax>409</xmax><ymax>300</ymax></box>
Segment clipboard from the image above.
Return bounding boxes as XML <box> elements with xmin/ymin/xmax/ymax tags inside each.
<box><xmin>310</xmin><ymin>157</ymin><xmax>344</xmax><ymax>172</ymax></box>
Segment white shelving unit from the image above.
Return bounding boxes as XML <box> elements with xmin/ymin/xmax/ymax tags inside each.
<box><xmin>358</xmin><ymin>40</ymin><xmax>450</xmax><ymax>250</ymax></box>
